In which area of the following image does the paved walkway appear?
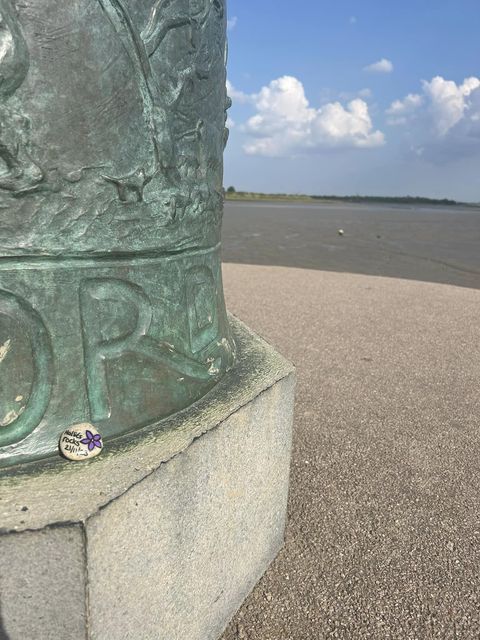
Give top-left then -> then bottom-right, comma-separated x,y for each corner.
221,264 -> 480,640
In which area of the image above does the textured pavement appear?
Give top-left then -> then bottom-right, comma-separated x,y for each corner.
221,263 -> 480,640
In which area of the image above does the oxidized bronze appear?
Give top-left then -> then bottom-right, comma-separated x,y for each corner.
0,0 -> 234,466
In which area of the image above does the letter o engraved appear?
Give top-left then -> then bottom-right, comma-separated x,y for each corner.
0,290 -> 53,448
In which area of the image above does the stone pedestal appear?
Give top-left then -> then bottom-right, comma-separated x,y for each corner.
0,316 -> 295,640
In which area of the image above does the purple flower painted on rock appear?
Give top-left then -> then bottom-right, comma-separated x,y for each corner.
81,430 -> 102,451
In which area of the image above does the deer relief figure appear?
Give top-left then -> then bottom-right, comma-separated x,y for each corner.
97,0 -> 224,212
141,0 -> 195,185
98,0 -> 196,201
164,0 -> 225,181
0,0 -> 43,194
142,1 -> 224,167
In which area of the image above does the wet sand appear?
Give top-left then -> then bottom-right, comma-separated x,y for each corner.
223,201 -> 480,289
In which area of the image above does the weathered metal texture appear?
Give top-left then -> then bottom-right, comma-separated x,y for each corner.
0,0 -> 234,466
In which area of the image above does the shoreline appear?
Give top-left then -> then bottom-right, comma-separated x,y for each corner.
225,191 -> 480,208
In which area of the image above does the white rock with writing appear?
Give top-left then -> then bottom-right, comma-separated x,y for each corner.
59,423 -> 103,461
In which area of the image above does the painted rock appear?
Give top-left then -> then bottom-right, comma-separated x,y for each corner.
59,424 -> 103,461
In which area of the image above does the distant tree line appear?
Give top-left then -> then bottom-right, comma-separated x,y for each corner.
310,195 -> 459,206
224,188 -> 467,206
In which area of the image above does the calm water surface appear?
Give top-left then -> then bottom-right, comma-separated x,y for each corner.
222,201 -> 480,289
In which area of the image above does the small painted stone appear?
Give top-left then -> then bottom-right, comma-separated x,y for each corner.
59,423 -> 103,461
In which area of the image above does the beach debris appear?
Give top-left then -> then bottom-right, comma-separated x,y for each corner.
338,229 -> 344,236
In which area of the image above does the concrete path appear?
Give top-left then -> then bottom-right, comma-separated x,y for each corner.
221,264 -> 480,640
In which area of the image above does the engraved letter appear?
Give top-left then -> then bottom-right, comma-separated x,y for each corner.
0,290 -> 53,447
80,278 -> 213,422
79,278 -> 152,422
186,265 -> 219,353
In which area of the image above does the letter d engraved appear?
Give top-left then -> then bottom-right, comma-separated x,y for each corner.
0,290 -> 53,447
80,278 -> 214,422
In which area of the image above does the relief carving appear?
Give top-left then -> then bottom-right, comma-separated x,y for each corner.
0,0 -> 43,194
98,0 -> 228,206
0,0 -> 230,252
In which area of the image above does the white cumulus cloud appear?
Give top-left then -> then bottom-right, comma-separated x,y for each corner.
386,93 -> 424,125
388,76 -> 480,135
241,76 -> 385,157
387,93 -> 424,115
423,76 -> 480,135
386,75 -> 480,161
364,58 -> 394,74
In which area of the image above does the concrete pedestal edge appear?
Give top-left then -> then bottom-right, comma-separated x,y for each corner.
0,316 -> 295,640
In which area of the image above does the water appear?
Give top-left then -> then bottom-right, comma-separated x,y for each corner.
222,201 -> 480,289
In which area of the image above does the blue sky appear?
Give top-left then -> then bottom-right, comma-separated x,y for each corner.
224,0 -> 480,201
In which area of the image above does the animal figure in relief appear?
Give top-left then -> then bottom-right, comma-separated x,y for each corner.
97,0 -> 220,198
0,0 -> 43,194
0,0 -> 228,235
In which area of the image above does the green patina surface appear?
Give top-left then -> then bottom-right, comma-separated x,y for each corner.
0,0 -> 234,466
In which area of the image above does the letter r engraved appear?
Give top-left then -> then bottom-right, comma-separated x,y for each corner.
80,278 -> 213,423
0,290 -> 53,448
79,278 -> 152,422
